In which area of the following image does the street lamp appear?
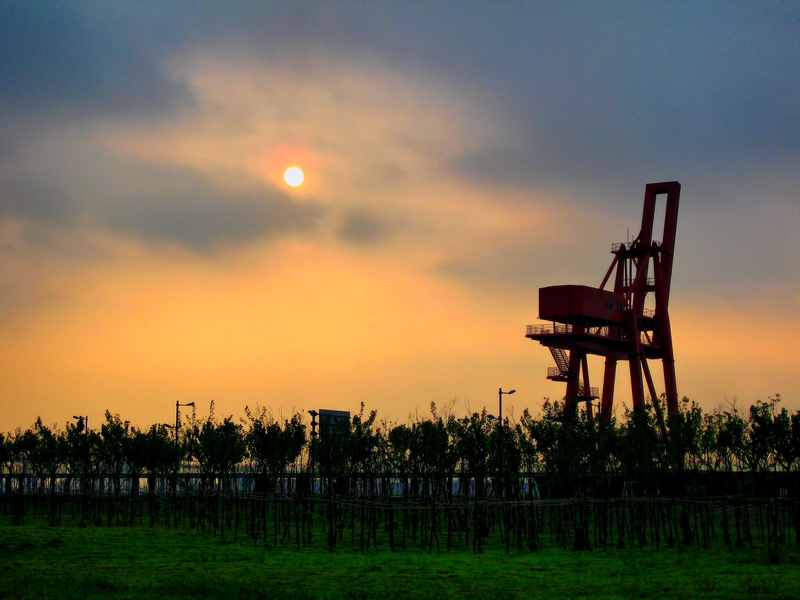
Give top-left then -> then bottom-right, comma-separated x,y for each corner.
72,415 -> 89,519
72,415 -> 88,435
175,401 -> 196,440
497,389 -> 515,499
498,388 -> 516,424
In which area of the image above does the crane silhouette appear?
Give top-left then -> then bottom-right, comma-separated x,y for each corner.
527,181 -> 681,435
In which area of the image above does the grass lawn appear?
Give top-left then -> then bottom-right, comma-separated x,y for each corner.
1,516 -> 799,599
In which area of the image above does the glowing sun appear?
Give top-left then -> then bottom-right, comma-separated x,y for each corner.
283,166 -> 305,187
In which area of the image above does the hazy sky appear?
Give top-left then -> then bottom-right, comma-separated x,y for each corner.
1,1 -> 798,432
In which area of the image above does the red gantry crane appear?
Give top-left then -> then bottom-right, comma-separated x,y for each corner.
526,182 -> 681,432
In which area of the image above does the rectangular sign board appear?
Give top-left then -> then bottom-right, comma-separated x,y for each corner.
318,409 -> 350,438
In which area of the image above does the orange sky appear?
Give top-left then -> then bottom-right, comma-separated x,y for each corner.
1,3 -> 798,432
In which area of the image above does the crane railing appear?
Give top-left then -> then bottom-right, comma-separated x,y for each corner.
527,324 -> 615,339
612,240 -> 661,253
527,323 -> 572,336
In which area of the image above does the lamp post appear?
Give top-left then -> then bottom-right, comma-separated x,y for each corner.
72,415 -> 88,520
72,415 -> 88,436
498,388 -> 515,424
161,424 -> 175,504
497,389 -> 515,498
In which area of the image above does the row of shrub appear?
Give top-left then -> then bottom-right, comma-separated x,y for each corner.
2,395 -> 798,501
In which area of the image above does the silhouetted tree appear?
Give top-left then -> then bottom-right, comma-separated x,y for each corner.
188,403 -> 246,492
99,411 -> 130,497
244,406 -> 305,493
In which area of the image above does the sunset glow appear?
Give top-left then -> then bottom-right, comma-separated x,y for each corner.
0,2 -> 797,433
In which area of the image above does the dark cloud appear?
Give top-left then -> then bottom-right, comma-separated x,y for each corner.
4,1 -> 796,180
1,169 -> 80,225
96,166 -> 324,253
0,1 -> 192,119
2,1 -> 797,259
338,209 -> 397,245
1,150 -> 324,253
435,236 -> 608,297
436,3 -> 800,199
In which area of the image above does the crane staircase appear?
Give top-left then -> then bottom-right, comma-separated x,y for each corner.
547,348 -> 598,399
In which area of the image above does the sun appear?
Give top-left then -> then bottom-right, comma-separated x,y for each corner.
284,166 -> 305,187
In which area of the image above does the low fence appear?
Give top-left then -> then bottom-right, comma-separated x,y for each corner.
2,469 -> 797,499
2,485 -> 798,555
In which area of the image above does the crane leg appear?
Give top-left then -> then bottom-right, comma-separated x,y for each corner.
600,357 -> 616,425
564,350 -> 583,422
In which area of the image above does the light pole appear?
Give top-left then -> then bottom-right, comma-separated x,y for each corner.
497,389 -> 515,498
161,423 -> 175,505
72,415 -> 89,520
72,415 -> 88,436
498,388 -> 515,424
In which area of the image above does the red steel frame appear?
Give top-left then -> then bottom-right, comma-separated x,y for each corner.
526,182 -> 681,429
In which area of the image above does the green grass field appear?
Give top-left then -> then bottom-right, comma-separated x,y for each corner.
1,516 -> 798,600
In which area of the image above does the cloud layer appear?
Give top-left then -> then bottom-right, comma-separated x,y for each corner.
1,1 -> 798,430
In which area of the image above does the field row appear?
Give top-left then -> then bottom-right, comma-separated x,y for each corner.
4,492 -> 798,556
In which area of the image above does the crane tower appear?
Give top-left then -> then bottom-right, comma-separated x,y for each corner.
526,181 -> 681,428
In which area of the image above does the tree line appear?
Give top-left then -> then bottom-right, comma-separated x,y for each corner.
2,396 -> 798,555
2,395 -> 798,503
